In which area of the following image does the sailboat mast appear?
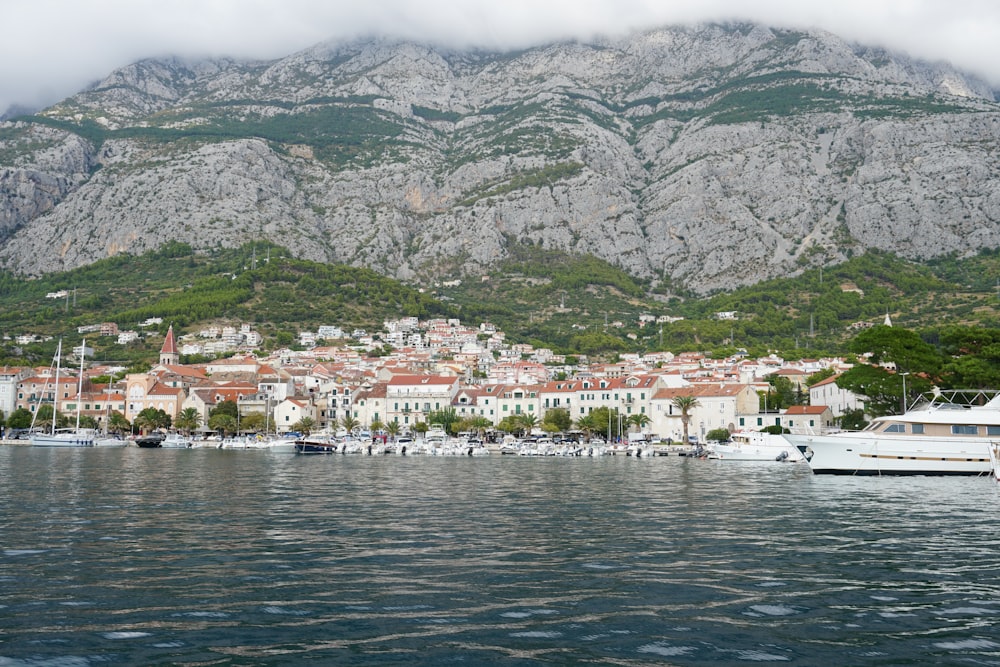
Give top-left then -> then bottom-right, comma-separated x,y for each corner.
51,339 -> 62,436
75,338 -> 86,431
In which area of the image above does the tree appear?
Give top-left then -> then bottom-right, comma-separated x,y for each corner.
426,407 -> 460,435
108,411 -> 131,435
517,413 -> 539,435
584,406 -> 621,442
369,418 -> 384,434
175,407 -> 202,435
837,408 -> 868,431
706,427 -> 730,442
574,412 -> 593,437
542,407 -> 572,432
385,421 -> 401,438
835,364 -> 932,418
496,416 -> 519,434
626,413 -> 651,435
805,367 -> 836,387
850,325 -> 942,377
340,415 -> 360,434
34,404 -> 55,431
671,395 -> 701,444
6,407 -> 33,430
241,412 -> 265,433
210,400 -> 239,419
208,413 -> 238,436
293,416 -> 316,435
766,376 -> 796,409
134,407 -> 171,433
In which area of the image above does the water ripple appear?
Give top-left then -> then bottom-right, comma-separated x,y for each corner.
2,448 -> 999,665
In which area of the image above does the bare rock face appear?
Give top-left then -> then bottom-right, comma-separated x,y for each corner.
1,23 -> 998,293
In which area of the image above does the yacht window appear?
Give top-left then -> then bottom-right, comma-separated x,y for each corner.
988,426 -> 1000,436
911,424 -> 924,434
883,424 -> 905,433
951,425 -> 979,435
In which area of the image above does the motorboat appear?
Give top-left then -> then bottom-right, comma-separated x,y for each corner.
135,432 -> 166,448
95,435 -> 128,447
708,431 -> 805,462
294,436 -> 341,454
161,433 -> 193,449
785,389 -> 1000,475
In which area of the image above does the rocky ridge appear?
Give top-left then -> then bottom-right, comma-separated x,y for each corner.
1,23 -> 999,293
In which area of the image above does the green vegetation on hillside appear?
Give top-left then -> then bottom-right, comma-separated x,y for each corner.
0,242 -> 447,365
0,242 -> 997,367
29,99 -> 413,168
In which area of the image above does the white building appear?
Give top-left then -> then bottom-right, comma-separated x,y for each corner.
807,374 -> 865,418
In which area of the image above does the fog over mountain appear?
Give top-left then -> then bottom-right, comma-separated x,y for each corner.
2,22 -> 1000,293
4,1 -> 1000,117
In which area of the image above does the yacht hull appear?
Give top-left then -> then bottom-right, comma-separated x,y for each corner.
786,433 -> 992,475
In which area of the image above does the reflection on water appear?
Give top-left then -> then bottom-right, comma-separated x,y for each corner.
2,447 -> 999,665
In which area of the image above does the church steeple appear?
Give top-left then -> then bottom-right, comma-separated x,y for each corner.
159,325 -> 179,366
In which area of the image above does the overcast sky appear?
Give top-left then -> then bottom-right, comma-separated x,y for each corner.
3,0 -> 1000,115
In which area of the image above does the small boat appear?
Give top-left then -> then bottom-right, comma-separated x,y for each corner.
135,432 -> 166,448
708,431 -> 805,462
990,442 -> 1000,482
785,389 -> 1000,475
160,433 -> 193,449
95,435 -> 128,447
294,437 -> 340,454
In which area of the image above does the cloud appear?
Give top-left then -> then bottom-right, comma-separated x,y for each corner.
2,0 -> 999,115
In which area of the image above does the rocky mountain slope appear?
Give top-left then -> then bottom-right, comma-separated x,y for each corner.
1,23 -> 999,293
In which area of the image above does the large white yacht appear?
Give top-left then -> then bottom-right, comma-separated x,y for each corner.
786,390 -> 1000,475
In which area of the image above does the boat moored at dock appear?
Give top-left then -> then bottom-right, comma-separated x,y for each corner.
786,390 -> 1000,475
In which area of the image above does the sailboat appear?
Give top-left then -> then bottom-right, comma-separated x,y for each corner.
30,339 -> 96,447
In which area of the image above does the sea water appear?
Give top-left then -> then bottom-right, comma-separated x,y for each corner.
2,447 -> 999,665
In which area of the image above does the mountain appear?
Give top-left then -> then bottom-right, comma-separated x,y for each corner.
2,23 -> 999,294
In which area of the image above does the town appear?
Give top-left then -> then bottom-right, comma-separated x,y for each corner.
1,314 -> 863,444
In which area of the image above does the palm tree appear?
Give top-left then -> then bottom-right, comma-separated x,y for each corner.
575,413 -> 597,442
626,412 -> 651,436
385,421 -> 401,440
208,413 -> 238,437
107,411 -> 131,436
468,416 -> 492,440
369,418 -> 384,434
671,394 -> 701,444
341,415 -> 360,435
517,413 -> 538,436
175,407 -> 202,435
292,416 -> 316,435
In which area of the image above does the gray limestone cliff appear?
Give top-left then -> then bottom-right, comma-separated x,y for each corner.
1,23 -> 998,293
